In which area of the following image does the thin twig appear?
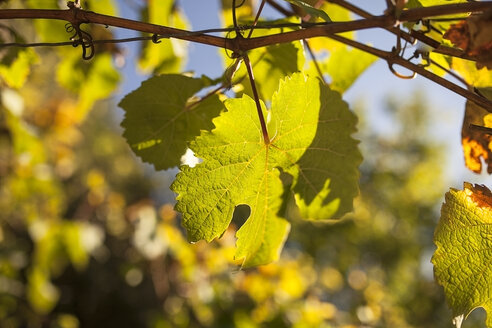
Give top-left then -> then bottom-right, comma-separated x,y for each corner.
428,57 -> 469,87
247,0 -> 267,38
266,0 -> 294,17
469,124 -> 492,135
186,84 -> 226,111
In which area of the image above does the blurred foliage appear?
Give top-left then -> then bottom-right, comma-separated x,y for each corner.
0,42 -> 473,327
0,1 -> 488,327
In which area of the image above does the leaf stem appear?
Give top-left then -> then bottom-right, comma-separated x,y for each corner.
243,53 -> 270,144
247,0 -> 267,38
186,84 -> 226,111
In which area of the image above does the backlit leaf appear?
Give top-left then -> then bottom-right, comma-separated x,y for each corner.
432,183 -> 492,328
172,73 -> 361,266
0,48 -> 38,89
452,58 -> 492,88
222,19 -> 305,101
308,2 -> 353,52
138,0 -> 188,74
322,47 -> 377,93
119,74 -> 225,170
283,0 -> 331,22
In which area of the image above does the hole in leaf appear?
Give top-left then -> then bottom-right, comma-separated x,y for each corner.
231,204 -> 250,229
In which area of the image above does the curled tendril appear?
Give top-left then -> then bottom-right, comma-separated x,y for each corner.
388,62 -> 416,79
65,22 -> 94,60
151,34 -> 162,44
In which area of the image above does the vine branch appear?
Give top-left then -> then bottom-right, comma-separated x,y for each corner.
325,33 -> 492,112
1,2 -> 492,111
1,2 -> 491,52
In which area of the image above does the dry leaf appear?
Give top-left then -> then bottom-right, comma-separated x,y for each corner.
444,10 -> 492,69
461,100 -> 492,174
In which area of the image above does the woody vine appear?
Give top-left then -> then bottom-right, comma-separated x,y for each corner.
1,0 -> 492,327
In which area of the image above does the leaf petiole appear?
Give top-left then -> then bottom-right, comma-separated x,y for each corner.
243,53 -> 270,144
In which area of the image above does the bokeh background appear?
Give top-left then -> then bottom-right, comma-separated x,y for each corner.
1,0 -> 491,327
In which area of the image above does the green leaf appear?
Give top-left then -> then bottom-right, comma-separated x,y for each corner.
452,58 -> 492,88
321,47 -> 377,93
222,19 -> 305,101
308,2 -> 353,51
172,73 -> 361,267
240,41 -> 305,101
138,0 -> 188,74
283,0 -> 331,22
0,48 -> 38,89
286,79 -> 362,218
119,74 -> 224,170
432,183 -> 492,328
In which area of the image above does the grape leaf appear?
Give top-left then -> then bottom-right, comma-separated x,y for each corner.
432,183 -> 492,328
138,0 -> 188,74
444,12 -> 492,70
222,20 -> 305,102
119,74 -> 224,170
452,58 -> 492,88
461,99 -> 492,174
322,47 -> 377,93
283,0 -> 331,22
171,73 -> 361,267
308,2 -> 353,52
0,48 -> 38,89
220,0 -> 254,27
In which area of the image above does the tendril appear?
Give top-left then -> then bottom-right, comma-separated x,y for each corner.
388,62 -> 417,79
151,34 -> 161,44
65,23 -> 94,60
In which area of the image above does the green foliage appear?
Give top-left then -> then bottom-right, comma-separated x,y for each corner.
119,74 -> 225,170
222,20 -> 305,101
138,0 -> 188,74
172,73 -> 361,266
282,0 -> 331,22
432,183 -> 492,328
0,48 -> 38,89
319,47 -> 377,93
2,0 -> 492,326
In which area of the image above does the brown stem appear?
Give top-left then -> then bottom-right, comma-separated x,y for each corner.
304,40 -> 327,84
247,0 -> 267,38
0,8 -> 232,49
326,0 -> 474,60
326,33 -> 492,112
469,124 -> 492,135
398,2 -> 491,21
243,54 -> 270,144
1,2 -> 491,53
